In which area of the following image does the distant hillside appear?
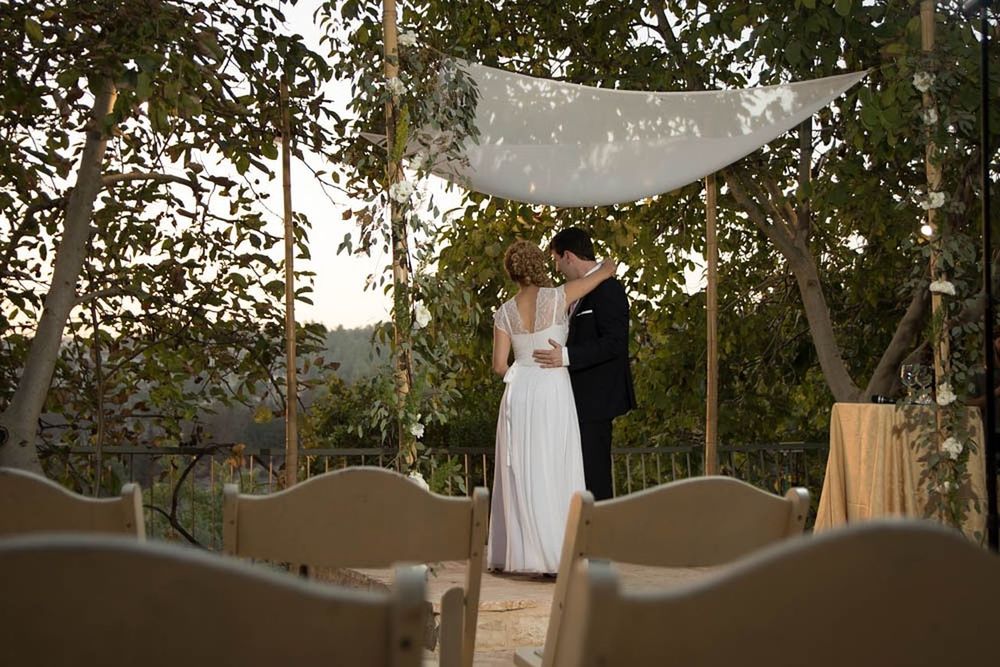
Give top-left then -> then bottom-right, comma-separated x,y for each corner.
323,324 -> 387,383
41,325 -> 390,451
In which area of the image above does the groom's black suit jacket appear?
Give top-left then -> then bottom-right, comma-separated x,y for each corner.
566,277 -> 636,421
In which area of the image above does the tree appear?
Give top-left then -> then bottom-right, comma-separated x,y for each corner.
0,0 -> 340,473
322,0 -> 998,448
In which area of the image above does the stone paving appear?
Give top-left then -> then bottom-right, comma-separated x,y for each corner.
339,560 -> 718,665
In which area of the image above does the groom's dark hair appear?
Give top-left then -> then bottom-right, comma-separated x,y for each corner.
549,227 -> 596,261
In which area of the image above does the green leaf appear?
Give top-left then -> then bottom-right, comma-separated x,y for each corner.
834,0 -> 852,17
56,69 -> 80,87
785,40 -> 802,67
136,72 -> 152,100
880,41 -> 907,57
24,18 -> 43,43
859,102 -> 879,130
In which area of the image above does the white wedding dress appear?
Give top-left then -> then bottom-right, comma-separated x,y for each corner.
488,285 -> 586,573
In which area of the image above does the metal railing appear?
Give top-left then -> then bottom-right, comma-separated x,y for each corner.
43,440 -> 828,547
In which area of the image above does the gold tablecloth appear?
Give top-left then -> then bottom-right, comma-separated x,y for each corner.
814,403 -> 986,539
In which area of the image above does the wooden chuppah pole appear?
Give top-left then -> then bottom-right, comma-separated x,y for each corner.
705,174 -> 720,475
382,0 -> 416,469
922,0 -> 950,380
280,76 -> 299,488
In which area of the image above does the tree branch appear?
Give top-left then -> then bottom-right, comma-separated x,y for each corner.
723,168 -> 799,259
72,287 -> 128,307
761,176 -> 798,231
648,0 -> 679,50
102,171 -> 200,191
724,167 -> 862,402
864,281 -> 931,399
797,118 -> 813,239
2,171 -> 202,283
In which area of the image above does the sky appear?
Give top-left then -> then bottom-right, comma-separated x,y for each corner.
265,1 -> 394,330
263,2 -> 706,329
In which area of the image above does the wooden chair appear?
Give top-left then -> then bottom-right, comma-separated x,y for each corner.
516,476 -> 809,667
552,520 -> 1000,666
223,467 -> 489,667
0,467 -> 144,539
0,533 -> 426,667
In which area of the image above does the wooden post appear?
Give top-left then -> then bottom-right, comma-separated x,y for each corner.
280,76 -> 298,489
922,0 -> 949,381
90,296 -> 105,497
705,173 -> 720,475
383,0 -> 416,469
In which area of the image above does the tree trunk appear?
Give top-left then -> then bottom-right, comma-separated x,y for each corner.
786,248 -> 862,402
863,284 -> 930,398
0,81 -> 118,473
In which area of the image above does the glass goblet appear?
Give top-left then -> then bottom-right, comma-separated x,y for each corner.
912,364 -> 934,405
899,364 -> 920,404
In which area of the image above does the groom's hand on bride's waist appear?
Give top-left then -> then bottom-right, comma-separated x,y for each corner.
532,339 -> 565,368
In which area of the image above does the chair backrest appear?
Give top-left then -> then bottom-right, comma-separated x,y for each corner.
223,467 -> 489,667
0,467 -> 145,539
542,476 -> 808,666
0,534 -> 426,667
554,521 -> 1000,666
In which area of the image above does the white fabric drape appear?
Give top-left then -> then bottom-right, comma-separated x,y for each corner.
375,62 -> 867,208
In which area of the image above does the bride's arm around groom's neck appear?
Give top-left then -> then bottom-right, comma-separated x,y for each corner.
563,260 -> 617,306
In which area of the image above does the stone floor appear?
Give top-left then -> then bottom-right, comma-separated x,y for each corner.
334,560 -> 718,666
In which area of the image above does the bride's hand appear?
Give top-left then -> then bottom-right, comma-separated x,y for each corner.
602,260 -> 618,276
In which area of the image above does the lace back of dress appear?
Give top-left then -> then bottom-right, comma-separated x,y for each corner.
506,299 -> 526,335
535,286 -> 568,332
495,286 -> 567,337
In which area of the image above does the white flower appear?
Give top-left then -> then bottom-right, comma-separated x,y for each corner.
922,107 -> 938,125
398,31 -> 418,47
918,191 -> 946,210
414,302 -> 431,329
913,71 -> 934,93
936,382 -> 957,406
409,421 -> 425,438
386,76 -> 405,96
408,471 -> 430,491
929,279 -> 956,296
942,437 -> 964,460
389,179 -> 415,203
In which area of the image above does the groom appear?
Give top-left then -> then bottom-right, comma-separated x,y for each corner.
533,227 -> 636,500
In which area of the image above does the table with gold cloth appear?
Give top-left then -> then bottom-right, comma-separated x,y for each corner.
814,402 -> 987,538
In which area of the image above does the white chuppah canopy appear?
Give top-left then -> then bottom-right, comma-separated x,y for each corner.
402,62 -> 867,207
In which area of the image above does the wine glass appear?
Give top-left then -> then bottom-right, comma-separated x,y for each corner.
912,364 -> 934,405
900,364 -> 920,404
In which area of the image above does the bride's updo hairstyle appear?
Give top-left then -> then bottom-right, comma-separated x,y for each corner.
504,240 -> 553,287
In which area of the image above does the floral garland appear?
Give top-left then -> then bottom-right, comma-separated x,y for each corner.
374,30 -> 480,467
908,65 -> 982,541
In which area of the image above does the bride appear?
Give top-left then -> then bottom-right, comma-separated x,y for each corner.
487,239 -> 616,574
